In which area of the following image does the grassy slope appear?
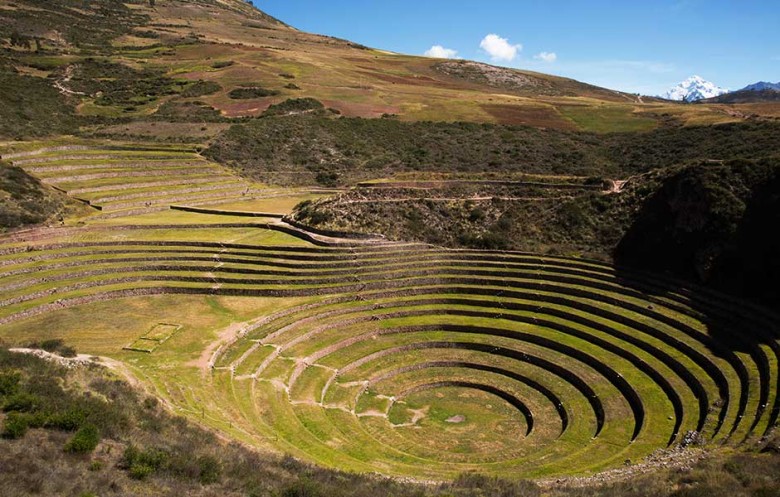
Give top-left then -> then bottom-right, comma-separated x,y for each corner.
1,347 -> 778,497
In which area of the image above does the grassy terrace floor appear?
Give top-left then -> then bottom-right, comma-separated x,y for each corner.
0,141 -> 289,217
0,141 -> 777,481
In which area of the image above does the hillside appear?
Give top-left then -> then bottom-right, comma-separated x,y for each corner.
293,157 -> 780,308
703,89 -> 780,104
0,160 -> 82,230
1,0 -> 772,136
205,116 -> 780,186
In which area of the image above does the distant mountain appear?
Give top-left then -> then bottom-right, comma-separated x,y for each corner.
701,81 -> 780,104
741,81 -> 780,92
661,75 -> 729,102
703,89 -> 780,104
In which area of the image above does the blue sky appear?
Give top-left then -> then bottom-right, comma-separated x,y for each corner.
254,0 -> 779,95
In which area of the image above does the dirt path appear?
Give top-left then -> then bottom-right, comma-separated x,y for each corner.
189,321 -> 248,373
607,179 -> 630,194
334,195 -> 575,204
53,65 -> 86,97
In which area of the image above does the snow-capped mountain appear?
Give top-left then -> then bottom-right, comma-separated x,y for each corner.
741,81 -> 780,92
661,76 -> 729,102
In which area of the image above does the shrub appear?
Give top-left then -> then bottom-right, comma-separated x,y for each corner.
211,60 -> 234,69
228,87 -> 279,99
197,455 -> 221,484
58,346 -> 77,358
280,479 -> 323,497
3,392 -> 41,412
39,339 -> 64,352
64,424 -> 100,454
129,463 -> 155,480
0,370 -> 21,396
120,445 -> 170,479
46,408 -> 86,431
2,412 -> 29,439
263,98 -> 324,117
181,80 -> 222,98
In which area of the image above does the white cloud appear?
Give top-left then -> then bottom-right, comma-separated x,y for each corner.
534,51 -> 557,63
479,34 -> 521,62
424,45 -> 458,59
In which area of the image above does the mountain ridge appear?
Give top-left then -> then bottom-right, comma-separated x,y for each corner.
741,81 -> 780,92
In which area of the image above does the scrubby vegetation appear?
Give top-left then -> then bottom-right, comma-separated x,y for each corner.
181,80 -> 222,98
262,97 -> 325,116
153,101 -> 226,122
294,158 -> 780,308
228,87 -> 280,99
616,157 -> 780,308
65,59 -> 187,108
0,0 -> 147,48
0,160 -> 72,230
0,68 -> 78,139
206,116 -> 780,186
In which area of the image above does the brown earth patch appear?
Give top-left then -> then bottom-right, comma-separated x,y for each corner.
321,99 -> 401,118
482,103 -> 576,129
356,70 -> 465,90
176,70 -> 221,81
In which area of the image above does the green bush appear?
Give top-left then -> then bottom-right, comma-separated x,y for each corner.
64,424 -> 100,454
263,98 -> 324,117
181,80 -> 222,98
197,455 -> 221,484
3,392 -> 41,412
46,408 -> 86,431
121,445 -> 170,479
280,479 -> 323,497
211,60 -> 234,69
129,463 -> 155,480
39,339 -> 65,353
58,346 -> 77,358
2,412 -> 30,439
0,371 -> 21,396
228,87 -> 279,99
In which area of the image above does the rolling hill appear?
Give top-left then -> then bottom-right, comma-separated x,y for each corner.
1,0 -> 773,135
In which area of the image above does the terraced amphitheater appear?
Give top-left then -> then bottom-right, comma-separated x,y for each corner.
1,166 -> 778,480
1,141 -> 282,218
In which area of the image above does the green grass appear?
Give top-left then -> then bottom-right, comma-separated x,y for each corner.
558,104 -> 658,133
3,239 -> 761,479
1,142 -> 777,483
